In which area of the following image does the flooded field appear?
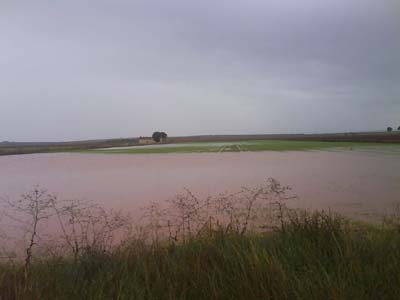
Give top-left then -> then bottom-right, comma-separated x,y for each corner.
1,149 -> 399,222
91,140 -> 400,154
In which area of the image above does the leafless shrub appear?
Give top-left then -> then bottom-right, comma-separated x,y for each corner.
1,188 -> 54,270
164,189 -> 212,242
139,201 -> 168,244
139,178 -> 298,243
0,178 -> 297,260
1,189 -> 132,265
50,198 -> 132,260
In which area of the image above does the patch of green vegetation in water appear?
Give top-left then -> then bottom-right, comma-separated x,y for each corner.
85,140 -> 400,154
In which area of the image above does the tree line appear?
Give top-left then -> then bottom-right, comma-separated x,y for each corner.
387,126 -> 400,132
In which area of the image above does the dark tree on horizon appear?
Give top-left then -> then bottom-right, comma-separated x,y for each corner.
152,132 -> 161,143
152,131 -> 168,143
387,127 -> 393,132
398,126 -> 400,131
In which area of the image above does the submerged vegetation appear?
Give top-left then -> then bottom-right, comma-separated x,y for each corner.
0,180 -> 399,299
89,140 -> 400,154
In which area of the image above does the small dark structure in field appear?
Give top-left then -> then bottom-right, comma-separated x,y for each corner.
138,137 -> 156,145
387,127 -> 393,132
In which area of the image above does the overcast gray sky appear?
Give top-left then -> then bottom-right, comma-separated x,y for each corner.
1,0 -> 399,141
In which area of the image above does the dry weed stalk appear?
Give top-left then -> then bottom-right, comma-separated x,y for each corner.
0,178 -> 297,260
50,198 -> 131,260
1,189 -> 131,265
139,178 -> 298,243
1,188 -> 54,271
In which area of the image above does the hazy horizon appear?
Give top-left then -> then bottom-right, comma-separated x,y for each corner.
1,0 -> 399,141
0,129 -> 396,144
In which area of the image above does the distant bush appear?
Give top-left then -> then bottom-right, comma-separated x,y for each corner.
152,131 -> 168,143
152,131 -> 161,142
387,127 -> 393,132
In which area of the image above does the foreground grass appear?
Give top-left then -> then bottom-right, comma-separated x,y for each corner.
88,140 -> 400,154
1,212 -> 399,300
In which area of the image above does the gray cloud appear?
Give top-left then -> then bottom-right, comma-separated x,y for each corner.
1,0 -> 399,141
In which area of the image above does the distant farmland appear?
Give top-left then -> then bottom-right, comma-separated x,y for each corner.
1,131 -> 400,156
167,131 -> 400,144
89,140 -> 400,155
0,138 -> 138,156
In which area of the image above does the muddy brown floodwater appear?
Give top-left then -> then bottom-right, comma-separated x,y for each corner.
0,150 -> 399,222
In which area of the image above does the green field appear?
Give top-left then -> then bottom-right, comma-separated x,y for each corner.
88,140 -> 400,154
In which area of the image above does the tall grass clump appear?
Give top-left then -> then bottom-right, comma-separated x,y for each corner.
0,180 -> 399,300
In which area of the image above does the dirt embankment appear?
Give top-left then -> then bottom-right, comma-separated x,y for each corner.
0,138 -> 138,156
168,132 -> 400,144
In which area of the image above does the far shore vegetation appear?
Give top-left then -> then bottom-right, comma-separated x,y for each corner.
88,140 -> 400,154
